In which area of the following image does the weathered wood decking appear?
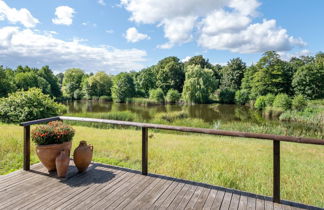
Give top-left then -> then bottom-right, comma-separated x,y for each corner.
0,162 -> 318,210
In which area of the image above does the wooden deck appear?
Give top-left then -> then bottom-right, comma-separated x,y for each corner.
0,162 -> 319,210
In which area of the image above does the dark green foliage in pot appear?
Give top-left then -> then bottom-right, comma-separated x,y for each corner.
0,88 -> 66,123
234,90 -> 249,105
273,94 -> 291,111
292,95 -> 308,111
32,121 -> 75,145
166,89 -> 181,103
254,96 -> 267,110
219,88 -> 235,104
149,88 -> 165,103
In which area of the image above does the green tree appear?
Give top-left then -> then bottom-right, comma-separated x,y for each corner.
250,51 -> 294,98
62,68 -> 85,99
0,66 -> 15,97
37,66 -> 62,98
136,66 -> 157,97
184,55 -> 212,69
84,72 -> 113,97
156,56 -> 185,93
292,62 -> 324,99
220,58 -> 246,91
14,71 -> 51,95
182,65 -> 217,104
111,73 -> 135,103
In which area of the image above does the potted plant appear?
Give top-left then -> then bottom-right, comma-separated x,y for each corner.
31,121 -> 75,171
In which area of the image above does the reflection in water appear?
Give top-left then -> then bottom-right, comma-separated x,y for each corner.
62,100 -> 322,137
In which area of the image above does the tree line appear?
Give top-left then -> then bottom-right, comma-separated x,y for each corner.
0,51 -> 323,104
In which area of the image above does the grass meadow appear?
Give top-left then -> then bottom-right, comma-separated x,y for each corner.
0,123 -> 323,207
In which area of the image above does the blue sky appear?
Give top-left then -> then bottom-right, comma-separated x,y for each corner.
0,0 -> 323,74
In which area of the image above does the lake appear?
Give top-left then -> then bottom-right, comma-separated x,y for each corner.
63,100 -> 322,138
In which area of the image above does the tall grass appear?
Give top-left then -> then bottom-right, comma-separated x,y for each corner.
126,97 -> 162,106
0,123 -> 323,207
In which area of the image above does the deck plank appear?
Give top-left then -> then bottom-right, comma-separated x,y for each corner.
238,195 -> 248,210
202,189 -> 218,210
247,196 -> 257,210
0,163 -> 317,210
184,186 -> 204,209
220,191 -> 233,210
211,190 -> 225,209
229,193 -> 240,210
167,183 -> 191,209
176,184 -> 197,209
193,187 -> 211,209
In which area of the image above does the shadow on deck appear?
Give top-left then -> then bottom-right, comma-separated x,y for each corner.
0,162 -> 319,210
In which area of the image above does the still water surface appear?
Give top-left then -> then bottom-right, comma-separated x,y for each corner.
63,100 -> 323,138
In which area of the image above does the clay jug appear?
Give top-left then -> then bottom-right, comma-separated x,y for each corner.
55,150 -> 70,178
73,141 -> 93,172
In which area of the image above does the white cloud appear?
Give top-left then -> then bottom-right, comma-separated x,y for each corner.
121,0 -> 305,53
158,16 -> 196,49
52,6 -> 75,26
0,26 -> 147,74
198,19 -> 305,53
125,27 -> 150,43
98,0 -> 106,6
278,49 -> 311,61
0,0 -> 39,28
105,29 -> 114,34
181,56 -> 191,62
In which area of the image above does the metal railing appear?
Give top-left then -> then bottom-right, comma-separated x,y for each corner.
20,116 -> 324,203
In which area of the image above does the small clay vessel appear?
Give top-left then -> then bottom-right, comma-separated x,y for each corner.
55,150 -> 70,178
73,141 -> 93,172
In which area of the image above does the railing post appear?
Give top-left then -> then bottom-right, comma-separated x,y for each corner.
273,140 -> 280,203
142,127 -> 148,175
23,125 -> 30,171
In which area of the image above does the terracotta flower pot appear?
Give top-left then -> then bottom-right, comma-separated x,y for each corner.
73,141 -> 93,172
36,141 -> 72,171
55,150 -> 70,178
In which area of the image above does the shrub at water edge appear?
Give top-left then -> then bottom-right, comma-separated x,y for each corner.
149,88 -> 165,103
292,95 -> 308,111
166,89 -> 181,104
0,88 -> 66,123
273,94 -> 291,111
235,90 -> 249,105
254,96 -> 267,110
264,93 -> 275,107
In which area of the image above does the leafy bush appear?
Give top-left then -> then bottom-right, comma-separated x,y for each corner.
219,88 -> 235,104
32,121 -> 75,145
234,90 -> 249,105
254,96 -> 267,110
155,111 -> 188,122
273,94 -> 291,111
0,88 -> 66,123
149,88 -> 165,103
264,93 -> 275,107
292,95 -> 308,111
99,95 -> 112,102
166,89 -> 181,103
